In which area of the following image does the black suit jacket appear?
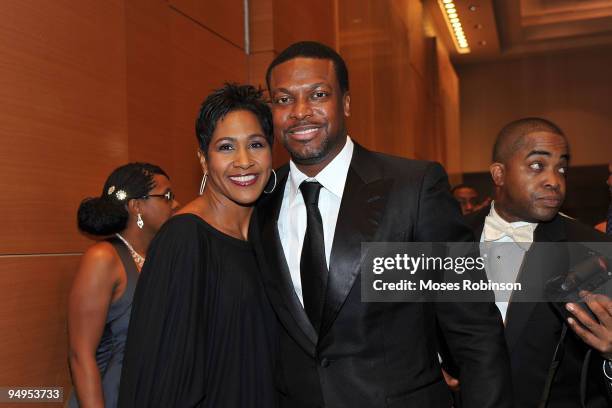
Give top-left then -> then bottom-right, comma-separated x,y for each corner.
465,205 -> 612,408
251,144 -> 513,408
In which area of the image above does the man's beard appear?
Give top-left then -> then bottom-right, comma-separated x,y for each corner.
284,135 -> 332,165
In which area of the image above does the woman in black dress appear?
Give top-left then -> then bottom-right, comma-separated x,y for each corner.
118,84 -> 277,408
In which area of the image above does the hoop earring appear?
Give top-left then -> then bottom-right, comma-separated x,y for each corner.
199,173 -> 208,196
263,169 -> 277,194
136,213 -> 144,229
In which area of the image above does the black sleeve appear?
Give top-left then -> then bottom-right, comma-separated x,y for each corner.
118,217 -> 208,408
415,162 -> 514,408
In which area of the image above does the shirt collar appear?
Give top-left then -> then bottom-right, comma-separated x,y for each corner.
487,201 -> 538,229
288,136 -> 354,200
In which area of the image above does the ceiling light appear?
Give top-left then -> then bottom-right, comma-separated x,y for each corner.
438,0 -> 470,53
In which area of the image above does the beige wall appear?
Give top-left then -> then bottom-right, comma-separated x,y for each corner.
458,45 -> 612,173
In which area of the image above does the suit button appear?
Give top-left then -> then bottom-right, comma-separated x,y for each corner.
320,357 -> 330,368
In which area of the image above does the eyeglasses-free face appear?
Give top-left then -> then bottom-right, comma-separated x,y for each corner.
202,110 -> 273,207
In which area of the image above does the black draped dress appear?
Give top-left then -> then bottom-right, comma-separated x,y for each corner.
118,214 -> 277,408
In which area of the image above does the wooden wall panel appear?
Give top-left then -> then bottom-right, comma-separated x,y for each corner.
125,0 -> 173,174
408,65 -> 431,160
248,50 -> 274,90
338,0 -> 380,151
370,37 -> 405,155
458,46 -> 612,172
0,1 -> 127,255
0,256 -> 78,400
339,0 -> 430,159
335,0 -> 459,168
341,41 -> 375,151
391,0 -> 427,80
250,0 -> 274,52
169,0 -> 245,49
273,0 -> 336,52
436,41 -> 461,179
170,10 -> 248,203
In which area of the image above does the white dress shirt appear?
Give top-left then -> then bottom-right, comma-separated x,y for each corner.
480,202 -> 537,322
277,137 -> 354,305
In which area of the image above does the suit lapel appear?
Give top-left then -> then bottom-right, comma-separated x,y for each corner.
504,216 -> 567,352
258,169 -> 318,354
319,146 -> 392,338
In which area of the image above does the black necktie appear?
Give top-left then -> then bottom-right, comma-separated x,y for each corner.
299,181 -> 328,332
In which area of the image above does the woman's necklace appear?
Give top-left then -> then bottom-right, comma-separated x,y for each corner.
115,233 -> 145,270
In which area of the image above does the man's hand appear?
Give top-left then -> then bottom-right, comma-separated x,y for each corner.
566,291 -> 612,359
442,368 -> 460,392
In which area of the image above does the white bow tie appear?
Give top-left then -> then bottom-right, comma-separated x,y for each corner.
483,215 -> 535,247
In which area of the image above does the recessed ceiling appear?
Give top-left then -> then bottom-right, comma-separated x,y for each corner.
425,0 -> 612,64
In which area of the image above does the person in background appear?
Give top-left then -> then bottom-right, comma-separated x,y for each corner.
451,184 -> 491,215
118,84 -> 277,408
595,162 -> 611,235
67,162 -> 179,408
447,117 -> 612,407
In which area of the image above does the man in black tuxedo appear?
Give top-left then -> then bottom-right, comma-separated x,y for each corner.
251,41 -> 512,408
458,117 -> 612,407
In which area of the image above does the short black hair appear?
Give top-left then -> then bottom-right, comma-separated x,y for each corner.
451,184 -> 477,194
266,41 -> 349,94
195,83 -> 273,154
492,117 -> 566,163
77,162 -> 168,236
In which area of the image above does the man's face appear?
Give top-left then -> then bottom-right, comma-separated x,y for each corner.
494,132 -> 569,223
607,163 -> 612,195
268,57 -> 350,173
453,187 -> 478,215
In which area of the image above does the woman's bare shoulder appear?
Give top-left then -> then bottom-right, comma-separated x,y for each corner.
75,241 -> 122,285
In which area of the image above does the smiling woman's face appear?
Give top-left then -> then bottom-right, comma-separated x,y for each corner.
202,109 -> 272,206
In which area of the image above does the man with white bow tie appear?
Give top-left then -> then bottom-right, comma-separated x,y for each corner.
454,117 -> 612,407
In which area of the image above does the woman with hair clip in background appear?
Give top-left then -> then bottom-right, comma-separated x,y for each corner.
118,84 -> 277,408
67,162 -> 179,408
